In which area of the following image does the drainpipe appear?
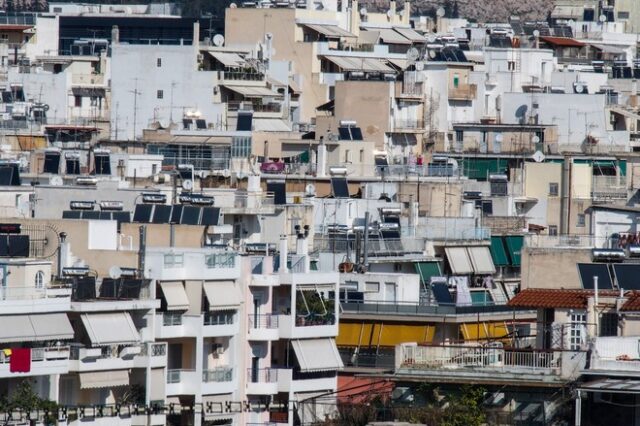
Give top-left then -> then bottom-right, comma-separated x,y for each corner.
363,212 -> 369,267
317,137 -> 327,177
560,155 -> 571,235
279,234 -> 289,273
138,225 -> 146,278
57,232 -> 68,278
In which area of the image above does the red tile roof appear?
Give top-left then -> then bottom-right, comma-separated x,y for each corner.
539,36 -> 585,48
621,293 -> 640,311
508,288 -> 621,309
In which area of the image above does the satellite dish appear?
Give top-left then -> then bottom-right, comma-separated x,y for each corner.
109,266 -> 122,279
305,183 -> 316,197
229,2 -> 237,7
182,179 -> 194,191
575,83 -> 584,94
515,104 -> 528,119
415,61 -> 424,71
532,29 -> 540,37
532,135 -> 540,144
406,47 -> 419,62
386,9 -> 393,18
359,7 -> 367,16
213,34 -> 225,47
532,151 -> 546,163
436,7 -> 445,17
599,14 -> 607,23
428,49 -> 437,59
495,133 -> 503,143
49,175 -> 63,186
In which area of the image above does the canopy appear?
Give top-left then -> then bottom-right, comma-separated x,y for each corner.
221,85 -> 281,98
490,236 -> 510,267
79,370 -> 129,389
322,55 -> 395,73
292,338 -> 343,372
445,247 -> 473,275
504,235 -> 524,266
203,280 -> 242,311
207,51 -> 245,68
303,23 -> 355,39
376,28 -> 411,45
160,281 -> 190,311
414,262 -> 441,286
0,314 -> 73,343
81,312 -> 140,346
393,27 -> 426,43
467,246 -> 496,274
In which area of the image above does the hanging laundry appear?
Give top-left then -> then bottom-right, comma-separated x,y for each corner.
9,348 -> 31,373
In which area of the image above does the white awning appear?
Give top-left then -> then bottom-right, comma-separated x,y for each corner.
467,246 -> 496,275
81,312 -> 140,346
253,119 -> 292,132
0,315 -> 37,343
387,58 -> 408,70
322,55 -> 395,73
590,43 -> 627,55
203,280 -> 242,311
393,27 -> 426,43
579,378 -> 640,394
79,370 -> 129,389
292,338 -> 343,372
30,313 -> 74,341
160,281 -> 190,311
377,28 -> 411,45
303,23 -> 356,38
207,51 -> 245,68
551,5 -> 583,19
222,85 -> 281,98
445,247 -> 474,275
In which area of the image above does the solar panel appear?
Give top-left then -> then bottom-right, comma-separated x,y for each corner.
133,204 -> 153,223
577,263 -> 613,289
613,264 -> 640,290
181,206 -> 201,225
331,177 -> 349,198
200,207 -> 220,226
112,211 -> 131,224
99,212 -> 113,220
66,159 -> 80,175
81,211 -> 100,220
375,157 -> 388,166
0,167 -> 14,186
431,283 -> 454,305
338,127 -> 351,140
73,277 -> 96,300
62,210 -> 81,219
43,153 -> 60,174
350,127 -> 363,141
120,279 -> 142,298
237,112 -> 253,131
170,205 -> 183,224
182,118 -> 192,130
267,181 -> 286,205
8,235 -> 29,257
152,205 -> 173,224
99,278 -> 119,298
196,119 -> 207,129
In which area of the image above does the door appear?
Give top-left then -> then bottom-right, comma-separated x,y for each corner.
168,343 -> 182,370
251,356 -> 259,382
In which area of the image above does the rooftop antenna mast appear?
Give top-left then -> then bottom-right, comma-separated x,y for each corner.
129,78 -> 142,141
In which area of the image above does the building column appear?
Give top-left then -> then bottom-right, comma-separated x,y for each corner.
195,332 -> 204,426
575,390 -> 582,426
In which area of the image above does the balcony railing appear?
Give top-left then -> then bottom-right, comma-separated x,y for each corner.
448,84 -> 477,100
393,119 -> 425,130
247,367 -> 278,383
204,311 -> 235,326
217,70 -> 265,81
205,253 -> 236,269
248,314 -> 279,329
203,366 -> 233,382
401,344 -> 560,372
295,313 -> 336,327
339,347 -> 395,369
312,237 -> 425,257
167,369 -> 195,384
227,101 -> 282,113
525,234 -> 607,249
341,300 -> 519,316
591,176 -> 627,200
0,346 -> 69,363
71,74 -> 105,85
163,312 -> 183,326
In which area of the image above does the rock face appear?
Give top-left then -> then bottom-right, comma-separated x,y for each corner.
360,0 -> 556,23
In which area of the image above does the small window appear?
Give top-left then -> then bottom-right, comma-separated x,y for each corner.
164,253 -> 184,268
549,225 -> 558,236
618,11 -> 630,20
508,61 -> 516,71
35,270 -> 44,289
157,58 -> 162,67
549,182 -> 559,196
455,130 -> 463,142
600,313 -> 619,337
577,214 -> 586,227
74,95 -> 82,107
343,281 -> 358,291
359,149 -> 364,163
157,90 -> 164,99
364,282 -> 380,292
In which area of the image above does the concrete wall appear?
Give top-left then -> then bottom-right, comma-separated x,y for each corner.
521,247 -> 591,289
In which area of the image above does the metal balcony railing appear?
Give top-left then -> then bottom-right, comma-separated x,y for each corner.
247,367 -> 278,383
248,314 -> 279,329
167,369 -> 195,384
202,366 -> 233,382
163,312 -> 183,326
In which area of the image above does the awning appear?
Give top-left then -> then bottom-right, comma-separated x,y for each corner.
79,370 -> 129,389
207,51 -> 245,68
467,246 -> 496,274
81,312 -> 140,346
322,55 -> 395,73
393,27 -> 426,43
160,281 -> 190,311
203,281 -> 242,311
387,58 -> 408,70
590,44 -> 627,55
30,313 -> 74,341
414,261 -> 441,286
303,23 -> 356,38
221,85 -> 281,98
504,235 -> 524,266
253,118 -> 292,132
490,236 -> 510,267
0,315 -> 37,343
445,247 -> 473,275
460,322 -> 509,341
539,36 -> 585,48
292,338 -> 343,372
551,5 -> 583,19
376,28 -> 411,45
579,379 -> 640,394
338,322 -> 435,347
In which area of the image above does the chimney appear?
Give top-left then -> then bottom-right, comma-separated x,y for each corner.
279,234 -> 289,273
111,25 -> 119,45
403,1 -> 411,25
389,0 -> 396,20
193,21 -> 200,47
350,0 -> 360,37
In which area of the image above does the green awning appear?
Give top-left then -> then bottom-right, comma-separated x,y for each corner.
490,236 -> 510,267
299,150 -> 310,164
504,235 -> 524,267
415,261 -> 441,286
461,158 -> 509,181
619,160 -> 627,176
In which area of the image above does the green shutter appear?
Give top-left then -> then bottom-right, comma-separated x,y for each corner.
462,158 -> 509,181
470,291 -> 493,306
619,160 -> 627,176
490,236 -> 510,267
415,262 -> 441,286
504,235 -> 524,267
299,151 -> 310,164
310,260 -> 318,271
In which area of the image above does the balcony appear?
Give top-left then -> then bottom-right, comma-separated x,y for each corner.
525,234 -> 606,249
246,368 -> 279,395
393,119 -> 425,132
166,369 -> 199,396
0,285 -> 71,314
278,314 -> 338,339
589,336 -> 640,375
397,344 -> 579,385
71,73 -> 105,86
312,237 -> 427,260
156,313 -> 200,338
248,314 -> 280,341
395,83 -> 423,99
69,342 -> 166,371
203,311 -> 239,337
448,84 -> 477,101
591,176 -> 627,201
202,366 -> 236,394
146,250 -> 241,281
0,346 -> 69,378
339,346 -> 395,370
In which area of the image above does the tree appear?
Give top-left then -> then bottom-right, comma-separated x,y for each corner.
0,380 -> 58,425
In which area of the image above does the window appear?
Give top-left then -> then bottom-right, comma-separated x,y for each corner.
344,149 -> 351,163
453,73 -> 459,88
364,282 -> 380,292
343,281 -> 358,291
618,11 -> 630,20
549,182 -> 559,196
475,199 -> 493,216
569,311 -> 587,350
35,271 -> 44,289
549,225 -> 558,236
157,58 -> 162,67
164,253 -> 184,268
231,136 -> 251,158
600,313 -> 619,337
455,130 -> 463,142
508,61 -> 516,71
157,90 -> 164,99
74,96 -> 82,108
205,253 -> 236,268
577,214 -> 586,227
359,149 -> 364,163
